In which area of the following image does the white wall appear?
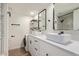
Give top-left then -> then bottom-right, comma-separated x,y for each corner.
8,5 -> 33,50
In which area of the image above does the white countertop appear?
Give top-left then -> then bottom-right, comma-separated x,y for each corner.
29,34 -> 79,55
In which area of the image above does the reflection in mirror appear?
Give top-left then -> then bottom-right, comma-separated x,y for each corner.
38,9 -> 46,31
54,3 -> 79,30
57,12 -> 73,30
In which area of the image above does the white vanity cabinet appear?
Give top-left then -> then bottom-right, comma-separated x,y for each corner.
28,35 -> 77,56
38,39 -> 76,56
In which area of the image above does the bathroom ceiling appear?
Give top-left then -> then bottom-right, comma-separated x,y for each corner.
55,3 -> 79,16
8,3 -> 50,17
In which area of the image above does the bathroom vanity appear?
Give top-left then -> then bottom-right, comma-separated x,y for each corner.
27,3 -> 79,56
27,33 -> 79,56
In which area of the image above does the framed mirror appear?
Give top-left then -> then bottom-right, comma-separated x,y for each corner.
38,9 -> 46,31
53,3 -> 79,31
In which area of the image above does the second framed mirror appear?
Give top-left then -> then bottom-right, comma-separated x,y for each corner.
38,9 -> 46,31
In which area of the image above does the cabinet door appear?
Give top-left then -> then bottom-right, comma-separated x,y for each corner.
28,36 -> 35,56
32,37 -> 41,56
38,40 -> 54,56
38,40 -> 76,56
31,38 -> 51,56
43,42 -> 76,56
37,40 -> 48,56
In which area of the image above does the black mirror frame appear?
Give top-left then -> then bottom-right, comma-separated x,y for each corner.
38,9 -> 47,30
53,3 -> 55,30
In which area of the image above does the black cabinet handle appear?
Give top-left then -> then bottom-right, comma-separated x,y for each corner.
46,53 -> 48,56
35,40 -> 38,42
35,48 -> 38,51
11,35 -> 15,37
30,40 -> 32,44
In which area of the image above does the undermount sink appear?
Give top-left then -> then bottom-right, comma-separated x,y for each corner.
46,33 -> 71,45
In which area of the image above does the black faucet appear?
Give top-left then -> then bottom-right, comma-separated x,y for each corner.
58,31 -> 64,35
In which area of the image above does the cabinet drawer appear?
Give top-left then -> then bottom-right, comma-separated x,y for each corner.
30,37 -> 40,47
